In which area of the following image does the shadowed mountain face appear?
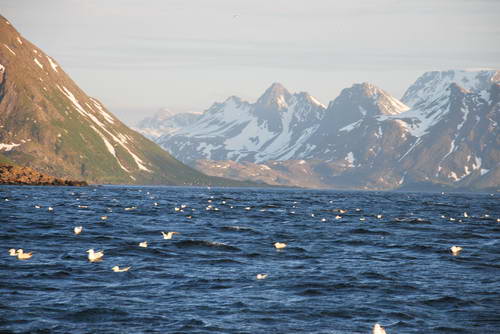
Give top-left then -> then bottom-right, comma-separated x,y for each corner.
139,70 -> 499,191
0,16 -> 248,186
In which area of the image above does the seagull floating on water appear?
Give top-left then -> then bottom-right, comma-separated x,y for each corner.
74,226 -> 83,235
112,266 -> 131,272
87,249 -> 104,262
161,231 -> 179,239
8,248 -> 18,256
16,249 -> 33,260
256,274 -> 268,280
274,242 -> 287,249
450,245 -> 462,256
376,214 -> 383,219
139,241 -> 148,248
373,323 -> 387,334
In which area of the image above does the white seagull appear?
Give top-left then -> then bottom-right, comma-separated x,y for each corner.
256,274 -> 268,280
16,249 -> 33,260
161,231 -> 179,239
112,266 -> 131,272
450,245 -> 463,256
373,323 -> 387,334
86,249 -> 104,262
74,226 -> 83,235
139,241 -> 148,248
274,242 -> 287,249
8,248 -> 18,256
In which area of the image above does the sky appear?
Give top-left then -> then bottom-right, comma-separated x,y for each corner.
2,0 -> 499,125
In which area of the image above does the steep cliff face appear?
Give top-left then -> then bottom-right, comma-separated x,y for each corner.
0,16 -> 245,186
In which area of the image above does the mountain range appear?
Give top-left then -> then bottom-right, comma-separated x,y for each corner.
138,70 -> 500,191
0,15 -> 251,186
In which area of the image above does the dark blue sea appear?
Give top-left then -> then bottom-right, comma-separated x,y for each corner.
0,186 -> 499,334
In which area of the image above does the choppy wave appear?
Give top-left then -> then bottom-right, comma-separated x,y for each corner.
0,186 -> 499,333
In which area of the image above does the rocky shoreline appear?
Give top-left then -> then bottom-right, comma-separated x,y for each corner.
0,164 -> 88,186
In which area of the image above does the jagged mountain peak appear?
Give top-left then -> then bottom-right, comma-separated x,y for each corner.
256,82 -> 292,109
293,91 -> 326,108
144,69 -> 498,191
401,69 -> 500,108
224,95 -> 245,104
328,82 -> 409,119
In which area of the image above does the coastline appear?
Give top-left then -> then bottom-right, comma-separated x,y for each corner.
0,164 -> 88,186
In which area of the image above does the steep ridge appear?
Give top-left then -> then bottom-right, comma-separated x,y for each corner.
0,16 -> 247,186
156,83 -> 326,164
397,81 -> 499,189
142,70 -> 499,190
135,108 -> 202,140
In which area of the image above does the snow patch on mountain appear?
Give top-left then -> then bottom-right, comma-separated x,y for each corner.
33,58 -> 43,69
3,44 -> 15,55
0,142 -> 20,151
46,56 -> 58,72
401,69 -> 499,108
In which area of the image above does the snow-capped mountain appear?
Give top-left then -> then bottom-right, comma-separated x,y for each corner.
136,109 -> 202,140
155,83 -> 327,164
0,15 -> 248,186
139,69 -> 499,190
401,69 -> 500,108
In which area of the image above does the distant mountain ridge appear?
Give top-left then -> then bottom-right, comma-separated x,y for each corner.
137,69 -> 499,190
0,16 -> 251,186
135,108 -> 202,140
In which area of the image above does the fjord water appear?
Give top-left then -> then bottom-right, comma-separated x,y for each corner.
0,186 -> 499,334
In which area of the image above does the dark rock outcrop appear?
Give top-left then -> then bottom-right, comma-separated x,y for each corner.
0,164 -> 87,186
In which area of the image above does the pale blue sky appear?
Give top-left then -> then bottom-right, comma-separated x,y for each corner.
2,0 -> 499,124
